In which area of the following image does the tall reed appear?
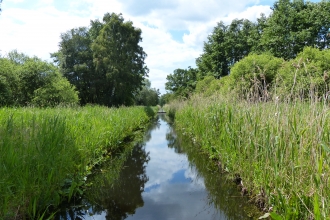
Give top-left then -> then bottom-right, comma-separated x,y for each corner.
169,95 -> 330,219
0,106 -> 152,219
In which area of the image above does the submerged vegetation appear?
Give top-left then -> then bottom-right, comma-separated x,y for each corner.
0,106 -> 153,219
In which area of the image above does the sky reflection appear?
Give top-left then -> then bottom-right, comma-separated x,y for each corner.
57,116 -> 252,220
125,118 -> 225,220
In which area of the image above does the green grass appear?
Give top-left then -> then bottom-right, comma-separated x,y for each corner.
0,105 -> 152,219
167,95 -> 330,220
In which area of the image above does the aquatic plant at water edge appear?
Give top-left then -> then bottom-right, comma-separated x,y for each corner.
169,95 -> 330,219
0,106 -> 152,219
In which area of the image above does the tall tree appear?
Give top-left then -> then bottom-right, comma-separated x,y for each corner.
52,27 -> 96,105
196,22 -> 227,79
135,79 -> 159,106
53,13 -> 148,107
92,13 -> 148,106
196,19 -> 257,78
165,67 -> 197,98
260,0 -> 330,60
248,13 -> 268,53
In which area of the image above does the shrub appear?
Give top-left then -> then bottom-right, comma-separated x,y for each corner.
230,53 -> 284,101
32,76 -> 79,107
276,47 -> 330,101
195,76 -> 215,94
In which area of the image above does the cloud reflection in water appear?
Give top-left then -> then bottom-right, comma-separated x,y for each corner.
125,118 -> 225,220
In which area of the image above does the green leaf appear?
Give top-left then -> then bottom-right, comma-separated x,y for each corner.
270,212 -> 283,220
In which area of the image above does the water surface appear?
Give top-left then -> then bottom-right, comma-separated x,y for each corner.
56,115 -> 255,219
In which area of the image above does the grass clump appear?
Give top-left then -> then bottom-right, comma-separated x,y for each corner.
0,105 -> 152,219
169,95 -> 330,219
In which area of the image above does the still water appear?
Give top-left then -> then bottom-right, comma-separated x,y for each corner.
56,114 -> 255,220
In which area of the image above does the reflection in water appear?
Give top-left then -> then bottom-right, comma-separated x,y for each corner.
56,115 -> 255,220
165,119 -> 258,219
55,141 -> 150,219
88,143 -> 150,219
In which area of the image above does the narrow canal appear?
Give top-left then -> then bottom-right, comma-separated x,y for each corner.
56,114 -> 257,219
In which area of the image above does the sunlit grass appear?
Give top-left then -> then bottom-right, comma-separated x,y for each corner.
0,105 -> 152,219
168,95 -> 330,219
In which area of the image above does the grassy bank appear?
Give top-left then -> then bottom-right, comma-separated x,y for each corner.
0,106 -> 153,219
167,95 -> 330,219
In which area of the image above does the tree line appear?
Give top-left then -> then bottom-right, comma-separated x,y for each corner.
164,0 -> 330,102
0,13 -> 160,107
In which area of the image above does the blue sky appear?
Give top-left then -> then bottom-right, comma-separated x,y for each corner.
0,0 -> 297,93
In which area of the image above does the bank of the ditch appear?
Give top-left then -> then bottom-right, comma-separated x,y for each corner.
0,105 -> 155,219
166,95 -> 330,220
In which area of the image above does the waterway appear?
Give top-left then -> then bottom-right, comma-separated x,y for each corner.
55,114 -> 257,219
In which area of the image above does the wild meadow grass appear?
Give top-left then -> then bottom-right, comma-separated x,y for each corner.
0,105 -> 152,219
167,95 -> 330,219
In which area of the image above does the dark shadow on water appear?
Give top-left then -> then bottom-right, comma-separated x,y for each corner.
55,142 -> 150,220
143,106 -> 155,118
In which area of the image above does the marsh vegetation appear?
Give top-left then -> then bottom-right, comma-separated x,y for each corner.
0,106 -> 152,219
162,1 -> 330,219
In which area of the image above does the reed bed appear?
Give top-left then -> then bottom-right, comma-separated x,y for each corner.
168,95 -> 330,219
0,106 -> 152,219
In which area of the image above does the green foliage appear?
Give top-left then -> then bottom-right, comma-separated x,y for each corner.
163,1 -> 330,218
230,53 -> 284,101
135,79 -> 159,106
53,13 -> 149,107
217,76 -> 234,96
194,75 -> 232,97
0,56 -> 20,106
0,76 -> 12,106
32,77 -> 79,107
165,67 -> 197,98
196,19 -> 258,79
276,47 -> 330,101
169,0 -> 330,101
195,75 -> 215,94
92,13 -> 148,106
261,0 -> 330,60
159,93 -> 174,106
0,106 -> 153,218
0,51 -> 79,107
159,95 -> 166,107
143,106 -> 155,118
51,27 -> 95,105
171,95 -> 330,219
203,78 -> 223,97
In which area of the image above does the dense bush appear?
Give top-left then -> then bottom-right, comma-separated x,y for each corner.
229,53 -> 284,101
276,47 -> 330,101
195,76 -> 215,94
0,58 -> 18,106
195,76 -> 233,97
0,51 -> 79,107
32,76 -> 79,107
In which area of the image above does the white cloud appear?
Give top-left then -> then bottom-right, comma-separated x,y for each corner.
0,6 -> 90,59
222,5 -> 272,23
0,0 -> 274,93
39,0 -> 53,5
10,0 -> 25,3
